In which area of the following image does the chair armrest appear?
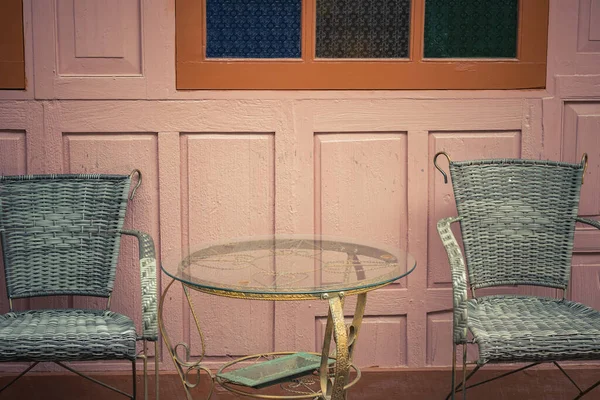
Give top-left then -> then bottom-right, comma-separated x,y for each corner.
437,217 -> 468,344
121,229 -> 158,341
576,217 -> 600,230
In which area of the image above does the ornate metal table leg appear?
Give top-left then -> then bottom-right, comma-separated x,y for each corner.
158,278 -> 214,400
319,293 -> 367,400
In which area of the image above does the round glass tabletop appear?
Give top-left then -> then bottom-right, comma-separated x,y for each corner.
161,235 -> 416,298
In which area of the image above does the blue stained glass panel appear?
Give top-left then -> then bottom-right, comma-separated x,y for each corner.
206,0 -> 302,59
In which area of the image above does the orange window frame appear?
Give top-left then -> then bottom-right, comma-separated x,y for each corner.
0,0 -> 25,90
176,0 -> 548,90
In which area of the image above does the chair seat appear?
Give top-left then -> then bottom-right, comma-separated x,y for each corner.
0,309 -> 137,362
468,296 -> 600,365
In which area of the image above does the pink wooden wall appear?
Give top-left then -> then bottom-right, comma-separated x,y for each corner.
0,0 -> 599,375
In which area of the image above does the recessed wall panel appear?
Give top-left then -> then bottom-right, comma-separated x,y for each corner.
57,0 -> 142,75
0,131 -> 26,175
426,312 -> 452,366
181,133 -> 275,357
316,315 -> 407,367
591,0 -> 600,40
578,0 -> 600,52
426,311 -> 477,366
315,132 -> 408,265
571,264 -> 600,311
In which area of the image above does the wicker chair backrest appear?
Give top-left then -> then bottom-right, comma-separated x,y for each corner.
448,159 -> 584,290
0,174 -> 131,299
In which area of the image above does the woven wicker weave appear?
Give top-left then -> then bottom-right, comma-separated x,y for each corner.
469,295 -> 600,364
0,174 -> 158,397
450,159 -> 582,291
0,309 -> 136,361
0,175 -> 129,299
436,155 -> 600,398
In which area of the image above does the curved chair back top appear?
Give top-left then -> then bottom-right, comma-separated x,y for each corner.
0,174 -> 132,299
441,157 -> 586,291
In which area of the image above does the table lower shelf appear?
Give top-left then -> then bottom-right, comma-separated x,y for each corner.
215,351 -> 361,399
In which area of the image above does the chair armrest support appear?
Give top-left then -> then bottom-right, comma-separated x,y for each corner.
437,217 -> 469,344
121,229 -> 158,341
576,217 -> 600,230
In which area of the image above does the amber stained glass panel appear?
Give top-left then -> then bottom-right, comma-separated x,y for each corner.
316,0 -> 411,59
206,0 -> 302,58
424,0 -> 518,58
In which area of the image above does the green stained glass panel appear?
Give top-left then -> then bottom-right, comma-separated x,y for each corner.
424,0 -> 518,58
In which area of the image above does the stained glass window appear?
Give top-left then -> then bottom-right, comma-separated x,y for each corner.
424,0 -> 518,58
316,0 -> 412,59
206,0 -> 302,59
177,0 -> 548,89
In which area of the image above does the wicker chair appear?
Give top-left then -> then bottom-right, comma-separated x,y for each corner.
434,152 -> 600,399
0,172 -> 158,399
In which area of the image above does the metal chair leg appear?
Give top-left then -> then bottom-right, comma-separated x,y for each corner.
138,339 -> 160,400
449,343 -> 457,400
447,362 -> 482,399
155,340 -> 160,400
462,344 -> 468,400
447,343 -> 474,400
132,359 -> 137,400
553,361 -> 600,400
0,362 -> 39,394
575,379 -> 600,400
554,362 -> 583,394
55,361 -> 136,398
143,343 -> 148,400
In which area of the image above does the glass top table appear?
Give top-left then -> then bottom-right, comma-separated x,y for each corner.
159,235 -> 416,400
161,234 -> 416,300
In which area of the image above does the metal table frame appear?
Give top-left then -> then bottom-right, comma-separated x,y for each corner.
158,236 -> 415,400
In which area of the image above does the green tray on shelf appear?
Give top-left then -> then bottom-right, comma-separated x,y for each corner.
217,352 -> 335,388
